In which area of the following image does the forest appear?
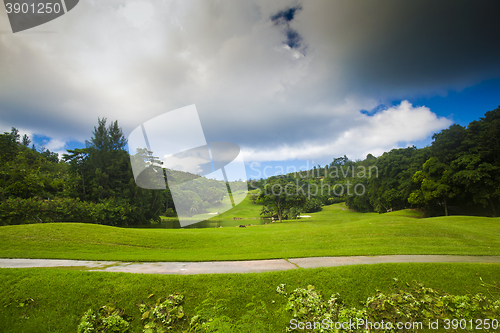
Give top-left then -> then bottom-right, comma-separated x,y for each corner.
0,119 -> 170,226
252,106 -> 500,218
0,106 -> 499,226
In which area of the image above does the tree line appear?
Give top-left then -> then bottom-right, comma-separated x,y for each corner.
0,118 -> 171,226
348,106 -> 500,216
251,106 -> 500,218
1,105 -> 499,226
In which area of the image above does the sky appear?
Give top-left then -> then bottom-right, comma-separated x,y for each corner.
1,0 -> 500,180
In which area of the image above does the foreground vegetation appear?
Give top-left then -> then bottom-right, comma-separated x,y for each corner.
1,263 -> 499,332
0,204 -> 499,262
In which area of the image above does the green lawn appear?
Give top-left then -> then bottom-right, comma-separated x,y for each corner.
1,201 -> 500,332
159,190 -> 259,222
173,189 -> 262,221
1,203 -> 499,261
1,263 -> 499,332
209,189 -> 262,220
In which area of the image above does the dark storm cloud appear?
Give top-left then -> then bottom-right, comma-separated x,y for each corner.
270,6 -> 301,25
1,0 -> 499,161
285,29 -> 302,49
366,0 -> 500,92
296,0 -> 500,101
270,5 -> 304,50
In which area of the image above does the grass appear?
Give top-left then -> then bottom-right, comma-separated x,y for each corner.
1,198 -> 499,331
163,189 -> 262,222
209,190 -> 262,220
0,203 -> 499,261
1,263 -> 499,332
159,190 -> 259,222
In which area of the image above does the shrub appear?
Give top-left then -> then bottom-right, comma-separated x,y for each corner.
277,279 -> 500,332
303,198 -> 323,213
77,305 -> 130,333
0,197 -> 134,226
137,293 -> 187,332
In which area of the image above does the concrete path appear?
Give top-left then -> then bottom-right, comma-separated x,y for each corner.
1,255 -> 499,275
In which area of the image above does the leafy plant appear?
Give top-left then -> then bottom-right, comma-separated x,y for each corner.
77,305 -> 130,333
137,293 -> 186,332
277,279 -> 500,332
277,284 -> 366,332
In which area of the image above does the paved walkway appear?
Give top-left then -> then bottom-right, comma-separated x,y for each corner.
1,255 -> 499,275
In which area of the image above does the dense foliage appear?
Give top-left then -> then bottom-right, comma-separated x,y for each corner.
77,280 -> 500,332
251,106 -> 500,217
277,280 -> 500,332
78,305 -> 130,333
0,119 -> 172,226
2,106 -> 499,225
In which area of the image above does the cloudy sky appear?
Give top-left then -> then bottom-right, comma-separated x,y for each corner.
1,0 -> 500,178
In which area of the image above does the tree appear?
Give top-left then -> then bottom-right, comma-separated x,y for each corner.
10,127 -> 20,143
450,107 -> 500,216
366,146 -> 429,213
257,179 -> 306,222
430,124 -> 466,164
22,134 -> 31,147
452,153 -> 498,216
0,129 -> 20,197
63,148 -> 90,199
40,148 -> 59,163
330,155 -> 349,167
408,157 -> 458,216
61,118 -> 165,225
85,118 -> 129,201
303,197 -> 322,213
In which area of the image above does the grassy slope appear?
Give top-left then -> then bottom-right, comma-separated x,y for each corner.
160,190 -> 259,222
1,263 -> 499,332
211,190 -> 262,219
0,203 -> 499,261
176,189 -> 261,221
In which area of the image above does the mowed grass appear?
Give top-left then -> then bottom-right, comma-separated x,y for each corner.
1,263 -> 499,333
211,190 -> 262,220
178,189 -> 261,221
0,203 -> 499,261
160,190 -> 259,222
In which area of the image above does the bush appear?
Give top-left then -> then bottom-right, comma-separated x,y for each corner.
303,198 -> 322,213
77,305 -> 130,333
0,197 -> 133,226
137,293 -> 186,332
75,279 -> 500,333
162,208 -> 177,217
277,279 -> 500,332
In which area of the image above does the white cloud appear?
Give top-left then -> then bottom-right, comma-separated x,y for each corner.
0,1 -> 496,163
43,138 -> 67,151
242,101 -> 452,161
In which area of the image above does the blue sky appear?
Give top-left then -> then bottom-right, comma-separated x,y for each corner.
247,77 -> 500,179
407,77 -> 500,128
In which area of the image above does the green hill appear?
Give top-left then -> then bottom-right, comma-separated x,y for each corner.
0,204 -> 498,262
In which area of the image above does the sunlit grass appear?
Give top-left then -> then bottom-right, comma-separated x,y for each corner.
1,263 -> 498,332
0,203 -> 498,261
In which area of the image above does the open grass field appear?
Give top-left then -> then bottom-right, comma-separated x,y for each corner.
1,200 -> 500,332
209,189 -> 262,220
1,263 -> 499,332
0,203 -> 499,261
159,190 -> 257,223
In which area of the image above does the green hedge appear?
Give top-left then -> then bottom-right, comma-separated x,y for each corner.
0,197 -> 133,226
